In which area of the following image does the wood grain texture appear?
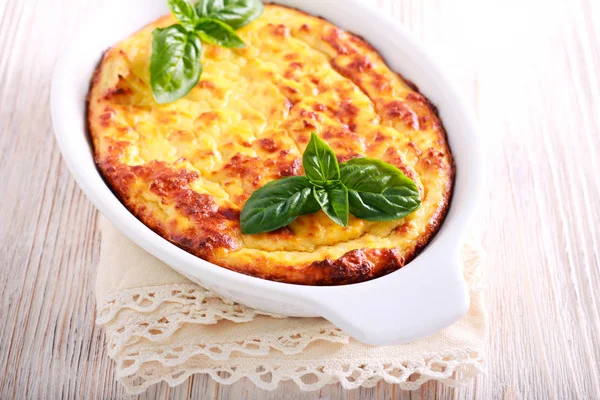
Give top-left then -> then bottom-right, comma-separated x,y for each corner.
0,0 -> 598,398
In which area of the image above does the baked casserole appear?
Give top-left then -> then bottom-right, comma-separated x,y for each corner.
87,4 -> 454,285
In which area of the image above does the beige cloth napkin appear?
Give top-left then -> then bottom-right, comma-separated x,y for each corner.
96,217 -> 486,394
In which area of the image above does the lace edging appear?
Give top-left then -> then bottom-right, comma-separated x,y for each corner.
97,284 -> 286,356
119,348 -> 486,394
102,300 -> 289,357
116,326 -> 349,378
97,284 -> 279,325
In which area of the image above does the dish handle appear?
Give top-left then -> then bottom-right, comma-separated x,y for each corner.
315,242 -> 469,345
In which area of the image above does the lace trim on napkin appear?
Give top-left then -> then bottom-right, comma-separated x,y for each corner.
116,326 -> 349,376
97,284 -> 281,325
118,348 -> 485,394
97,284 -> 290,356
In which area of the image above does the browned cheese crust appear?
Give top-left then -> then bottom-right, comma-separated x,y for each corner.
87,5 -> 454,285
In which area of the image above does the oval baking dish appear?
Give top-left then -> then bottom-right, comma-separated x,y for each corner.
51,0 -> 483,345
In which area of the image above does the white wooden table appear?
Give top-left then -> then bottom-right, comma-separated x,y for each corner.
1,0 -> 599,398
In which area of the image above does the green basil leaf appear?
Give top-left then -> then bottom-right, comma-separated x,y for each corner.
196,18 -> 246,48
195,0 -> 221,15
240,176 -> 315,234
150,25 -> 203,104
339,158 -> 421,221
195,0 -> 209,16
196,0 -> 264,30
314,182 -> 349,227
299,192 -> 321,215
303,132 -> 340,183
167,0 -> 199,31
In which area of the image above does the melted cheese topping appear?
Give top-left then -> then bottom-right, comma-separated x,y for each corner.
88,5 -> 454,285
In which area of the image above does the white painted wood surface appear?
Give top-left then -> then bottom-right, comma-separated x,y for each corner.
1,0 -> 599,398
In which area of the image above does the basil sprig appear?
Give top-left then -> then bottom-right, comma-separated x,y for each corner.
240,177 -> 315,235
302,130 -> 340,182
196,0 -> 264,30
240,133 -> 422,234
313,181 -> 349,227
150,0 -> 263,104
340,158 -> 422,221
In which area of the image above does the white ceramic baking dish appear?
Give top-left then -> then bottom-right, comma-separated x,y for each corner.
51,0 -> 483,345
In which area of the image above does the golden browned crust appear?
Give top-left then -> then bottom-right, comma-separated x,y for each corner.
87,5 -> 454,285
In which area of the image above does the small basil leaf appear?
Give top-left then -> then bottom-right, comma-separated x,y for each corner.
150,25 -> 203,104
299,191 -> 321,215
196,0 -> 264,30
195,0 -> 222,15
340,158 -> 421,221
314,182 -> 349,227
240,176 -> 314,234
196,18 -> 246,48
303,132 -> 340,183
195,0 -> 210,16
167,0 -> 199,31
